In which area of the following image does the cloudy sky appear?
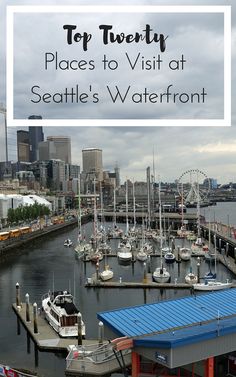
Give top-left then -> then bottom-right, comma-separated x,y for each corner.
0,0 -> 236,183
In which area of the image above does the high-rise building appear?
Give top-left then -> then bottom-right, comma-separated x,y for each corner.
47,159 -> 65,191
46,136 -> 71,164
28,116 -> 44,162
82,148 -> 103,193
17,130 -> 30,162
38,140 -> 57,161
82,148 -> 103,179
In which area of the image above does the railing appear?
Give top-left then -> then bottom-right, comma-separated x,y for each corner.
66,341 -> 131,370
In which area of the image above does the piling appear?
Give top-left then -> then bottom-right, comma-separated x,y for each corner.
25,293 -> 30,322
98,321 -> 104,346
143,262 -> 147,284
234,248 -> 236,264
77,312 -> 83,346
226,242 -> 229,257
16,282 -> 21,308
33,303 -> 38,334
219,238 -> 222,251
96,260 -> 100,281
197,263 -> 200,283
147,255 -> 151,273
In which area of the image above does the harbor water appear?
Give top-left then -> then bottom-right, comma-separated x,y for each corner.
0,204 -> 236,376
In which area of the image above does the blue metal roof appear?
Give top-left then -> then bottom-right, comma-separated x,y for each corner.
134,316 -> 236,349
97,289 -> 236,343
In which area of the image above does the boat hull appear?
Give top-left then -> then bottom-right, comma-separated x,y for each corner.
193,282 -> 233,291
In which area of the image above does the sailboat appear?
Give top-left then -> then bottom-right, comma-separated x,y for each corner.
108,184 -> 123,239
193,234 -> 232,291
90,180 -> 104,262
117,179 -> 132,262
153,180 -> 170,283
74,179 -> 92,257
185,266 -> 198,284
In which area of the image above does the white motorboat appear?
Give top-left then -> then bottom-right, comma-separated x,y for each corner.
179,247 -> 191,261
42,290 -> 86,338
100,265 -> 114,281
193,280 -> 233,291
64,239 -> 73,247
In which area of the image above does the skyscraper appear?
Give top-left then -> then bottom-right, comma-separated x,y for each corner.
82,148 -> 103,179
46,136 -> 71,164
28,115 -> 44,162
17,130 -> 30,162
81,148 -> 103,193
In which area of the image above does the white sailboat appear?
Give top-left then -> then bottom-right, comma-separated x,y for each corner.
74,179 -> 92,257
117,180 -> 132,262
179,247 -> 192,261
185,266 -> 198,284
193,235 -> 232,291
100,265 -> 114,281
153,180 -> 170,283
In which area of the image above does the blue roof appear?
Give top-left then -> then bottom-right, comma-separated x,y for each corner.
97,289 -> 236,347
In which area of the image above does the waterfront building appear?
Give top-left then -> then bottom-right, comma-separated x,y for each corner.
28,116 -> 44,162
17,130 -> 30,162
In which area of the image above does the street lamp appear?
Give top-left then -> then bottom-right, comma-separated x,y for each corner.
0,104 -> 8,162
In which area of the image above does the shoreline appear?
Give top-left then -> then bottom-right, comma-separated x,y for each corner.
0,214 -> 92,257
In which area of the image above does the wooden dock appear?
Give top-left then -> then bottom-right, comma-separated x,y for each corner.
12,303 -> 98,352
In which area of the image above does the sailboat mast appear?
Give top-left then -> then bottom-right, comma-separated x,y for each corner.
93,179 -> 98,248
196,173 -> 201,238
133,180 -> 136,229
126,178 -> 129,234
159,179 -> 163,261
78,177 -> 82,236
113,184 -> 116,227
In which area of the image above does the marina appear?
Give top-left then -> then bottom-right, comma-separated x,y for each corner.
1,201 -> 236,376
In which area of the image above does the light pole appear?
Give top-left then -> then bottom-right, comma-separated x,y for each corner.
0,104 -> 8,162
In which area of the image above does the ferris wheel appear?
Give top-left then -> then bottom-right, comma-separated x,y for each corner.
177,169 -> 210,204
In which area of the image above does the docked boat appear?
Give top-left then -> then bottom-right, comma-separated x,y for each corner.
100,265 -> 114,281
185,267 -> 198,284
179,247 -> 191,261
153,266 -> 170,283
153,180 -> 170,284
117,249 -> 132,262
164,252 -> 176,264
193,280 -> 233,291
42,290 -> 86,338
136,249 -> 148,261
64,239 -> 73,247
90,251 -> 104,262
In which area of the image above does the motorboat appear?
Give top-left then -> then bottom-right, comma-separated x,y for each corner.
193,280 -> 233,291
42,290 -> 86,338
100,265 -> 114,281
64,239 -> 73,247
